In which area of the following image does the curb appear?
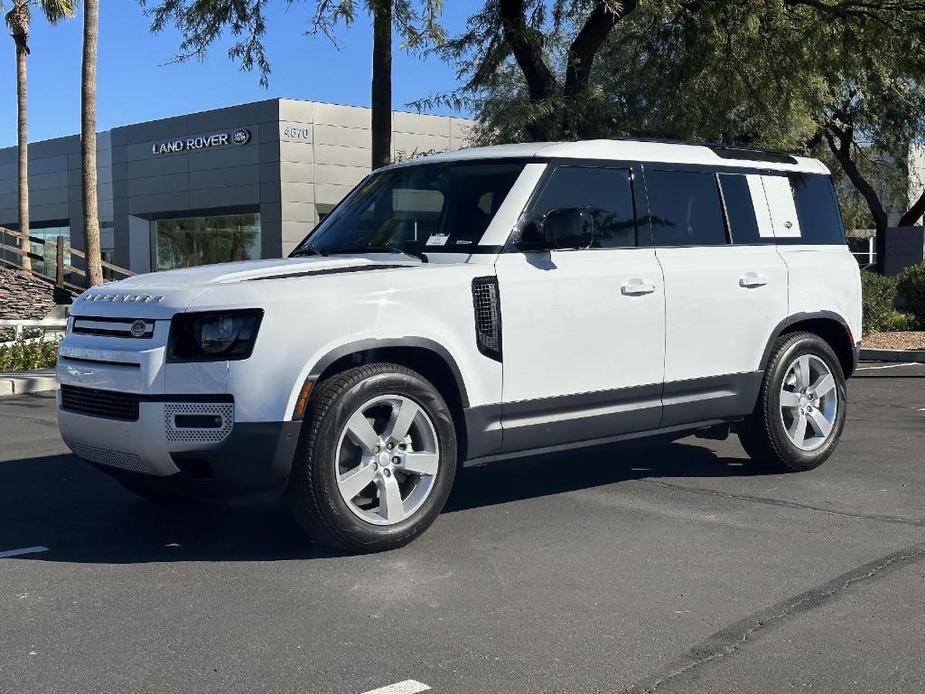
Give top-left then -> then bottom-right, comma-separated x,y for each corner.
0,370 -> 57,397
860,348 -> 925,364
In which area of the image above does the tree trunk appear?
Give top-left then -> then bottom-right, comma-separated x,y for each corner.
82,0 -> 103,286
898,190 -> 925,229
498,0 -> 559,141
15,39 -> 31,272
370,0 -> 392,170
823,128 -> 889,273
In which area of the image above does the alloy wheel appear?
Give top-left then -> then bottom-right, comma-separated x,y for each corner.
334,394 -> 440,526
779,354 -> 838,452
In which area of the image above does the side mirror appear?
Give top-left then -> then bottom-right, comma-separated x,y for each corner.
516,218 -> 546,251
516,208 -> 595,251
543,207 -> 594,249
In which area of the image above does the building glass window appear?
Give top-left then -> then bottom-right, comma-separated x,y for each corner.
153,212 -> 261,270
30,226 -> 71,279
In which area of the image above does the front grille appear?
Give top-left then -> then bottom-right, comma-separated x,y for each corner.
472,276 -> 502,361
60,385 -> 140,422
72,316 -> 155,339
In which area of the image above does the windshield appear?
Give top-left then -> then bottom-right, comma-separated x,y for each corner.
291,160 -> 527,257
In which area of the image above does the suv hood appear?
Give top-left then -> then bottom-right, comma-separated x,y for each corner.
119,256 -> 419,287
72,256 -> 419,319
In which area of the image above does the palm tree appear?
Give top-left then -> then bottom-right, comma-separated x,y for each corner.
370,0 -> 392,170
4,0 -> 77,272
82,0 -> 101,285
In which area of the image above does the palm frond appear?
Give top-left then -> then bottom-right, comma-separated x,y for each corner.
39,0 -> 77,24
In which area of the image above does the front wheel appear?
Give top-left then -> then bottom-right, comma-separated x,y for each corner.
287,363 -> 457,553
738,332 -> 847,472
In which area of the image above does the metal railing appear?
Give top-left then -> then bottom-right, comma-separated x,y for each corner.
850,237 -> 876,269
0,318 -> 67,347
0,226 -> 135,292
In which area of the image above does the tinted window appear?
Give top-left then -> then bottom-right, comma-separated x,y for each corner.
789,173 -> 846,245
646,170 -> 728,246
292,161 -> 526,256
531,166 -> 636,248
718,174 -> 769,244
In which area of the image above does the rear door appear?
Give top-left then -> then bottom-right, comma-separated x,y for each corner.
495,163 -> 665,452
643,168 -> 789,426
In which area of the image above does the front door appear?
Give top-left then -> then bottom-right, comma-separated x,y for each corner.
495,164 -> 666,453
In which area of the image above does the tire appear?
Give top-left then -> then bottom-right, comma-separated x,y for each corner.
287,363 -> 457,553
738,331 -> 847,472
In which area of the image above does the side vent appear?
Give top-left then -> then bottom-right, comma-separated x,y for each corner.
472,276 -> 502,362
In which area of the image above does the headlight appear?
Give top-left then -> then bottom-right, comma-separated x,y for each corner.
167,309 -> 263,362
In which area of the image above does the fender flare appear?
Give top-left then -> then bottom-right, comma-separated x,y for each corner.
306,336 -> 471,409
760,311 -> 858,376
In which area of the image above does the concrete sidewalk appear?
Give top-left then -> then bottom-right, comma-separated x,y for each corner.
0,369 -> 56,397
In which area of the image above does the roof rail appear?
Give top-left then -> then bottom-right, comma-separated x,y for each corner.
607,136 -> 801,164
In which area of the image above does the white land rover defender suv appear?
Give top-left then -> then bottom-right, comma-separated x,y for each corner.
57,140 -> 862,552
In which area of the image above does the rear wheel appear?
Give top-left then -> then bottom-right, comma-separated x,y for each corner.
287,363 -> 457,553
738,332 -> 846,472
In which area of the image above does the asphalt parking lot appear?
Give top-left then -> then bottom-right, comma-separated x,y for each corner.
1,363 -> 923,694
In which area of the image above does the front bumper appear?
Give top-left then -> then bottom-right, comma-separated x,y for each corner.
58,395 -> 302,501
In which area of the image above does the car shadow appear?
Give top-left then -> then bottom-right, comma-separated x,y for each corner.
445,438 -> 763,512
0,438 -> 763,565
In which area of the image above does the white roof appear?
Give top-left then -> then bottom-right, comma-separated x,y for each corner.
394,139 -> 829,175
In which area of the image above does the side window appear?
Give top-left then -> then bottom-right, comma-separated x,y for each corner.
646,170 -> 728,246
788,173 -> 846,245
531,166 -> 636,248
718,174 -> 772,244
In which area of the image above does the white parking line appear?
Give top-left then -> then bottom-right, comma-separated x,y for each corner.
857,362 -> 919,371
361,680 -> 431,694
0,546 -> 49,559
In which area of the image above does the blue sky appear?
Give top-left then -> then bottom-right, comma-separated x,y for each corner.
0,2 -> 472,147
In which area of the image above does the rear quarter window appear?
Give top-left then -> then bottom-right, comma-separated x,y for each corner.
787,173 -> 846,245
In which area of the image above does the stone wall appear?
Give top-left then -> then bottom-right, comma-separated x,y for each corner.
0,268 -> 57,320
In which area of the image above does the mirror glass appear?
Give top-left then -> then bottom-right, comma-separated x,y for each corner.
544,208 -> 594,249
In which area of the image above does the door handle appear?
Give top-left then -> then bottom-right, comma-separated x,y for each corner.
621,279 -> 657,296
739,272 -> 768,288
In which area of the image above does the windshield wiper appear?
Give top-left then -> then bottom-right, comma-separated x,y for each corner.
323,245 -> 428,263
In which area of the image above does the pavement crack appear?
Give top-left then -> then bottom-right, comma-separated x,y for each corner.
622,544 -> 925,694
646,479 -> 925,528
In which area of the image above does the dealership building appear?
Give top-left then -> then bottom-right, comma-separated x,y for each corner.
0,98 -> 471,275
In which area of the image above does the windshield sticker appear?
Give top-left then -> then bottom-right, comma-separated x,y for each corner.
425,234 -> 450,246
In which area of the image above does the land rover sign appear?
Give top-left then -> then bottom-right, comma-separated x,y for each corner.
152,128 -> 252,155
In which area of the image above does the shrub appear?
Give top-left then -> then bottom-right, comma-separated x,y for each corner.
0,335 -> 60,372
884,310 -> 920,332
861,270 -> 898,334
896,262 -> 925,325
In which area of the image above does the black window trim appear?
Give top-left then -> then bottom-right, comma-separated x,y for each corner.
343,154 -> 842,253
